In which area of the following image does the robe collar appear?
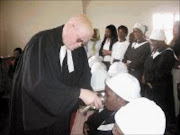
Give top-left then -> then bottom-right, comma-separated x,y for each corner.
151,45 -> 177,60
131,40 -> 148,49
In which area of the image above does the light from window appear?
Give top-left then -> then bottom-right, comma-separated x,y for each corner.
175,14 -> 180,21
153,13 -> 179,44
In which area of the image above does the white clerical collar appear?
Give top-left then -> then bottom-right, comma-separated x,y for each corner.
59,45 -> 74,73
132,41 -> 148,49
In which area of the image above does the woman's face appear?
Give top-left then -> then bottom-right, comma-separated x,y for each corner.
104,85 -> 125,111
150,39 -> 159,48
118,29 -> 127,40
105,28 -> 112,38
133,28 -> 143,41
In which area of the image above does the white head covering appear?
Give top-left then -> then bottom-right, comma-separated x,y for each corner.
115,98 -> 166,135
91,70 -> 109,91
88,56 -> 103,68
106,73 -> 141,102
150,29 -> 166,41
91,62 -> 107,74
133,23 -> 146,34
108,62 -> 128,77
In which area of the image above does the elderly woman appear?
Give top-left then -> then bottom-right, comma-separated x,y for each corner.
85,28 -> 102,58
143,29 -> 176,134
123,23 -> 151,84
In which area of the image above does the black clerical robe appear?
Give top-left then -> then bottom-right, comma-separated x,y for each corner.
9,25 -> 91,135
144,44 -> 176,131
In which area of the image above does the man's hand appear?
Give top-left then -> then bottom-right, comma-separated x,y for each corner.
79,89 -> 103,109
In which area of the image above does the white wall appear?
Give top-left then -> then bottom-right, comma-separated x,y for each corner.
0,1 -> 83,56
0,0 -> 179,56
85,0 -> 179,40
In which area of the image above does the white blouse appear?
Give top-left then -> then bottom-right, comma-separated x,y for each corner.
111,40 -> 129,62
103,38 -> 111,62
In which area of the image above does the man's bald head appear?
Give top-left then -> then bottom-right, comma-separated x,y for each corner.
63,14 -> 94,51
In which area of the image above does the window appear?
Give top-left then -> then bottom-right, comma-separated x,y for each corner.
153,13 -> 179,44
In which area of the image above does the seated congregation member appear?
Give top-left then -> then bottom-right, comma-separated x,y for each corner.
84,28 -> 102,58
111,25 -> 129,63
99,25 -> 118,69
88,55 -> 103,68
143,29 -> 176,134
108,62 -> 128,77
123,23 -> 151,83
113,98 -> 166,135
91,62 -> 107,75
83,73 -> 141,135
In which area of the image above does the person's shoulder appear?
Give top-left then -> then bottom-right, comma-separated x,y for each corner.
31,26 -> 62,41
122,40 -> 130,46
144,40 -> 151,46
28,29 -> 51,44
113,41 -> 120,46
34,28 -> 55,38
141,40 -> 150,49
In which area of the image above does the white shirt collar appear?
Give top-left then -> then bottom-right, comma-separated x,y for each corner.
59,45 -> 74,73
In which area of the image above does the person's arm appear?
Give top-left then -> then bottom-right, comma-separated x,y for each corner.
78,47 -> 92,89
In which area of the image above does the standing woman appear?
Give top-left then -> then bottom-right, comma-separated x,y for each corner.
84,28 -> 102,58
99,25 -> 118,69
143,29 -> 176,134
123,23 -> 151,83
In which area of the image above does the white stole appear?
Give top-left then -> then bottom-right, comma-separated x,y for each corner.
59,45 -> 74,73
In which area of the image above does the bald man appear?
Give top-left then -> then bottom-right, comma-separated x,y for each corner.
9,14 -> 102,135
